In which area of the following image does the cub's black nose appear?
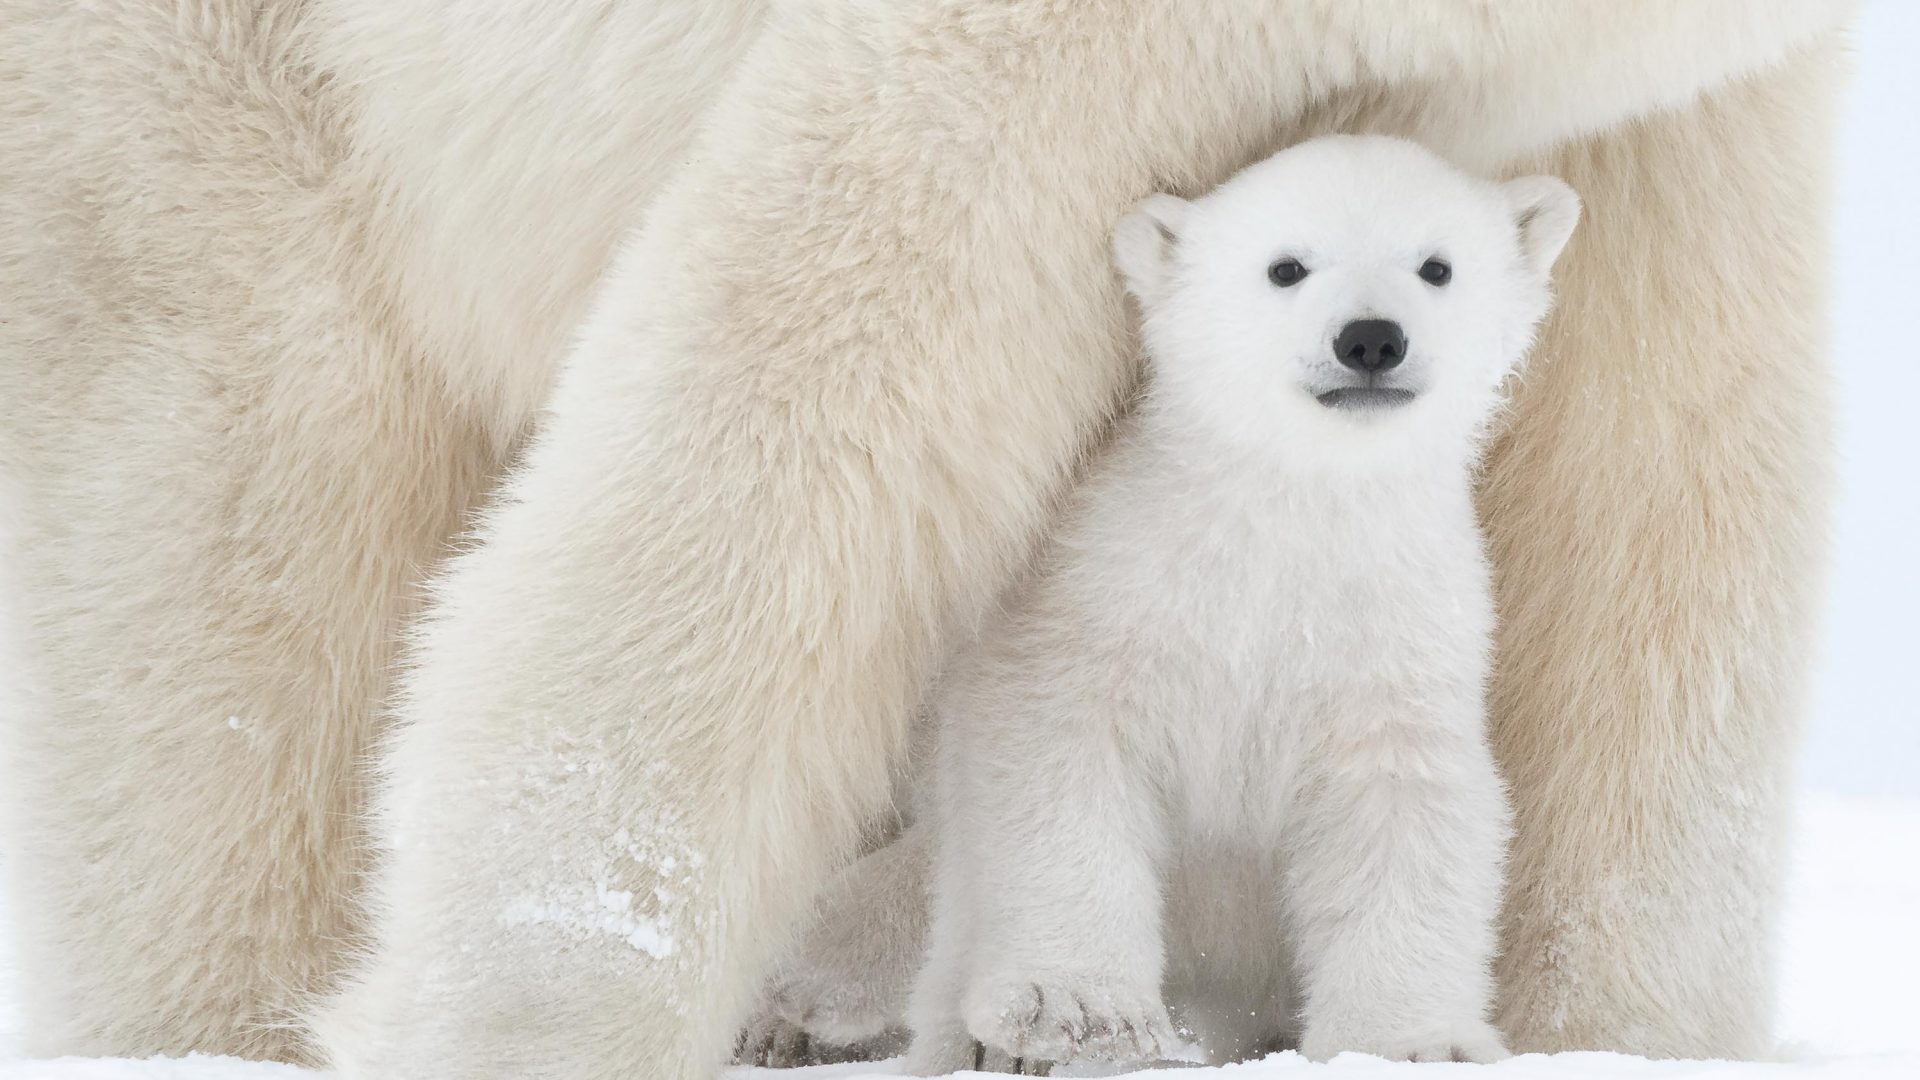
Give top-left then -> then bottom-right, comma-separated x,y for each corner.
1333,319 -> 1407,373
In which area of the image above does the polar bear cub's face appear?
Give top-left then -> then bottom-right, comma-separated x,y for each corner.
1115,135 -> 1580,470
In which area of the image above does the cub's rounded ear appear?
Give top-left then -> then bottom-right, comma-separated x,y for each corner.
1502,175 -> 1582,276
1113,193 -> 1191,305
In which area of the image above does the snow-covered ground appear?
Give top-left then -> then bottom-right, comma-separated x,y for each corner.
2,793 -> 1915,1079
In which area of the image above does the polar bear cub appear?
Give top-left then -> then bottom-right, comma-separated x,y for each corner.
906,135 -> 1580,1073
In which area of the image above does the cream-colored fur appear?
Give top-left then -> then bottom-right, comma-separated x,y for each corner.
0,0 -> 766,1060
0,2 -> 1848,1077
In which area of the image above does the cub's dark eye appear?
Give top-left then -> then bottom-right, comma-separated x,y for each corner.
1268,258 -> 1309,288
1419,258 -> 1452,286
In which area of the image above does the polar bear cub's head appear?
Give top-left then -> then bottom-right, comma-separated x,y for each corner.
1115,134 -> 1579,470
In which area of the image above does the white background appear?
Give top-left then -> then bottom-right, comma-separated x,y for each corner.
1803,0 -> 1920,798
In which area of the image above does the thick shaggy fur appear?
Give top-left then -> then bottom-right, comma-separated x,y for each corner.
905,136 -> 1579,1073
0,0 -> 767,1060
0,2 -> 1846,1078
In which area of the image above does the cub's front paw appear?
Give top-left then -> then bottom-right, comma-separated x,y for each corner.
964,975 -> 1173,1066
1301,1018 -> 1508,1064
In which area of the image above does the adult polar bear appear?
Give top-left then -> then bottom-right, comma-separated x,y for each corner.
0,1 -> 1848,1077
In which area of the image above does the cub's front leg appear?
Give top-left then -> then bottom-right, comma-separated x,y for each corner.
918,661 -> 1177,1071
1284,682 -> 1513,1064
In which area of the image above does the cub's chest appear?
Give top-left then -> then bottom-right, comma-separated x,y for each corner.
1131,540 -> 1486,839
1162,694 -> 1308,842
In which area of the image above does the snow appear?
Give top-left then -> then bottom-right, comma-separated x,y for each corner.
1775,797 -> 1920,1059
2,793 -> 1916,1079
0,1060 -> 308,1080
498,879 -> 679,959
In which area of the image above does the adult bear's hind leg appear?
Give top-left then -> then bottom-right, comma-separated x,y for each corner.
1481,42 -> 1842,1059
0,2 -> 503,1059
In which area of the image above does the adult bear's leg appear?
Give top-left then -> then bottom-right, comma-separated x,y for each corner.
1482,44 -> 1843,1059
0,31 -> 494,1067
0,336 -> 492,1063
0,3 -> 502,1059
0,0 -> 765,1060
312,9 -> 1242,1076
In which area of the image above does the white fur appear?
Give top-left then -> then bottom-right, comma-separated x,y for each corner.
0,2 -> 1852,1077
905,136 -> 1576,1072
